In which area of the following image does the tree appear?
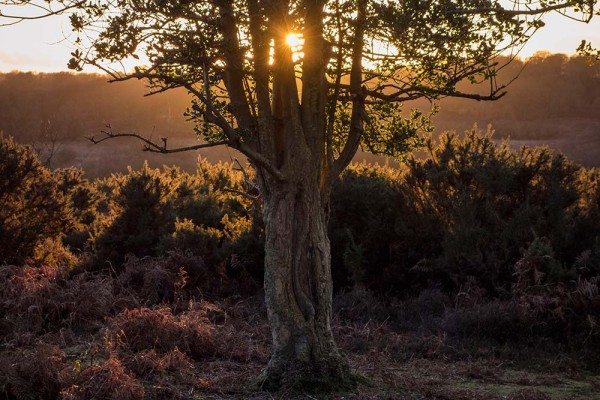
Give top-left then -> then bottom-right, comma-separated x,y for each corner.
1,0 -> 596,389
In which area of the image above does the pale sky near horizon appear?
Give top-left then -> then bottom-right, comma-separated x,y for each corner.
1,11 -> 599,73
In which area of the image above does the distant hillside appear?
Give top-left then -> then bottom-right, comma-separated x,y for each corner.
427,52 -> 600,166
1,52 -> 600,175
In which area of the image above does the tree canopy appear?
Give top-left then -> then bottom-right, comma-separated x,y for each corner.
2,0 -> 595,175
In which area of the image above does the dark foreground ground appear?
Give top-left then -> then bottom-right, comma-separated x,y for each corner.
1,265 -> 598,400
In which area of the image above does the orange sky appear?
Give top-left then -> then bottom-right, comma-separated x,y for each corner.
1,11 -> 599,72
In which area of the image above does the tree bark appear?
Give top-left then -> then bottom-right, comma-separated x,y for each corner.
258,169 -> 352,390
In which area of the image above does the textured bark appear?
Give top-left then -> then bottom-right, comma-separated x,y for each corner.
251,1 -> 356,388
258,166 -> 351,389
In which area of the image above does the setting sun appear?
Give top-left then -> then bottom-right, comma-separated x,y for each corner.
286,33 -> 301,48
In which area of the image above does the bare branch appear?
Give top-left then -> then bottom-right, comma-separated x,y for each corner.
88,125 -> 229,153
0,0 -> 86,24
334,79 -> 508,103
232,158 -> 261,195
452,2 -> 589,20
96,67 -> 285,181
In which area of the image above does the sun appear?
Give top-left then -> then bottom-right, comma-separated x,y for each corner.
286,33 -> 301,48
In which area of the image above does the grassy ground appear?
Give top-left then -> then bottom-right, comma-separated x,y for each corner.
189,354 -> 600,399
116,332 -> 600,399
191,331 -> 600,399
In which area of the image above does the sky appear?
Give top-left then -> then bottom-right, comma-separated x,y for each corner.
1,11 -> 600,73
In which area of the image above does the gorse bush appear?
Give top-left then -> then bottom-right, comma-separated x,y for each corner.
2,131 -> 598,297
91,163 -> 179,267
332,129 -> 600,295
329,164 -> 401,289
0,135 -> 76,265
88,161 -> 263,278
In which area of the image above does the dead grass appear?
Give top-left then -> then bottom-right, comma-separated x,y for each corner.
0,264 -> 120,340
1,265 -> 598,400
61,355 -> 145,400
2,300 -> 598,400
110,306 -> 214,359
0,343 -> 70,400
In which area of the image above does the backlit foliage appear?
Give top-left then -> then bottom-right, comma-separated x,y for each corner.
88,160 -> 261,274
3,0 -> 591,175
332,129 -> 600,294
0,135 -> 76,265
2,131 -> 598,295
0,133 -> 599,397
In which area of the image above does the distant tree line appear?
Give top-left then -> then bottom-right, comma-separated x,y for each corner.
432,53 -> 600,127
0,72 -> 194,143
1,52 -> 599,147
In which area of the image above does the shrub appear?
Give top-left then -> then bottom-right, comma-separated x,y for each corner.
512,239 -> 600,348
118,256 -> 180,305
330,130 -> 600,295
90,163 -> 178,269
117,251 -> 228,302
329,163 -> 401,289
396,130 -> 599,293
0,135 -> 76,264
57,167 -> 102,253
157,218 -> 223,266
88,160 -> 263,276
514,237 -> 578,293
441,300 -> 526,343
333,287 -> 390,324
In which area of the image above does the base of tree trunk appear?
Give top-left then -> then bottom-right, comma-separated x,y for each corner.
256,353 -> 357,393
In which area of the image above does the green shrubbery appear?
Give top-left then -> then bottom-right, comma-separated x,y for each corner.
0,136 -> 77,265
84,160 -> 264,284
2,131 -> 599,296
332,130 -> 600,296
1,131 -> 599,377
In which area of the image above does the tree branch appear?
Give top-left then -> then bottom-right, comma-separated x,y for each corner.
0,0 -> 86,24
99,68 -> 285,181
452,2 -> 589,19
334,79 -> 508,102
88,125 -> 229,153
331,0 -> 367,177
215,0 -> 255,130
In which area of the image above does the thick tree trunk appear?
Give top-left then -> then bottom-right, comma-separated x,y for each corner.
258,175 -> 352,390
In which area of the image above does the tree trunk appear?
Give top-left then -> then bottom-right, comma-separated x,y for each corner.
258,173 -> 352,390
